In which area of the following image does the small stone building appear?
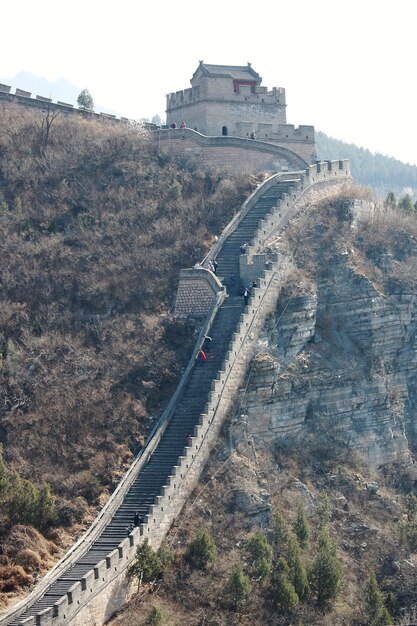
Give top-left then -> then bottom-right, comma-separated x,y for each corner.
166,61 -> 316,164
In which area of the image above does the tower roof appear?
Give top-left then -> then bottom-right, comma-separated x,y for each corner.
192,62 -> 262,83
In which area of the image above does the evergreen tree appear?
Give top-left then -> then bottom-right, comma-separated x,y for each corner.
293,504 -> 311,548
273,557 -> 299,610
77,89 -> 94,110
246,530 -> 272,579
384,191 -> 397,209
128,538 -> 162,588
365,572 -> 394,626
310,527 -> 343,608
228,562 -> 251,609
186,528 -> 216,570
255,556 -> 272,580
273,508 -> 290,546
8,473 -> 37,525
398,194 -> 414,211
0,443 -> 8,502
34,482 -> 57,530
405,493 -> 417,521
317,493 -> 332,528
146,605 -> 163,625
286,533 -> 310,600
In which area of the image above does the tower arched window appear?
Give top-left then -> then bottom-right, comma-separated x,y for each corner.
222,126 -> 228,136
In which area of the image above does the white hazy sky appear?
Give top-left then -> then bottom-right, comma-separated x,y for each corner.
2,0 -> 416,165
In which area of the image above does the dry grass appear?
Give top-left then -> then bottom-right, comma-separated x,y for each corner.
0,105 -> 258,597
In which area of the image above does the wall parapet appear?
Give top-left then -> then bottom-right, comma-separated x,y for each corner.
166,85 -> 286,110
0,85 -> 130,122
204,160 -> 350,268
174,268 -> 224,318
152,128 -> 310,169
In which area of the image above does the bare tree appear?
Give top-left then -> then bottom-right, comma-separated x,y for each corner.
37,103 -> 61,156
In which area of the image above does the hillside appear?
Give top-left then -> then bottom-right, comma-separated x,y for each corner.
316,130 -> 417,197
109,190 -> 417,626
3,106 -> 417,625
0,105 -> 256,602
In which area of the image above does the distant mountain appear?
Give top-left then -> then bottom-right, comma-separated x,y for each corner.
0,71 -> 117,115
316,130 -> 417,198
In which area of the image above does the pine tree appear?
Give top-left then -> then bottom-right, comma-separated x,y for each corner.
34,482 -> 57,530
384,191 -> 396,210
317,493 -> 332,528
273,557 -> 299,610
398,194 -> 414,211
0,443 -> 8,502
286,533 -> 310,600
128,538 -> 162,589
246,530 -> 272,579
273,509 -> 290,546
146,605 -> 163,625
365,572 -> 394,626
228,562 -> 251,609
293,504 -> 311,548
8,473 -> 37,525
405,493 -> 417,521
186,528 -> 216,570
77,89 -> 94,110
310,527 -> 343,608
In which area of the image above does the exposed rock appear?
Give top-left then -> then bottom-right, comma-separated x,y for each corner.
243,237 -> 417,470
226,452 -> 272,527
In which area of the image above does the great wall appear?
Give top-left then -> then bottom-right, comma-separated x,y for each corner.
0,83 -> 124,121
0,63 -> 354,625
0,159 -> 351,626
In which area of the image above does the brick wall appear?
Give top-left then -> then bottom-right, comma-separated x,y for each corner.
153,129 -> 310,174
174,268 -> 224,318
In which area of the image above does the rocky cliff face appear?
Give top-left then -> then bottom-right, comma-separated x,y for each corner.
241,196 -> 417,471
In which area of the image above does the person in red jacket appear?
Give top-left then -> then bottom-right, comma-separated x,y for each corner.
196,349 -> 206,365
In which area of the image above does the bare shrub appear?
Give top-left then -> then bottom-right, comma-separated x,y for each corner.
13,548 -> 42,572
0,565 -> 31,592
5,525 -> 57,564
55,496 -> 88,527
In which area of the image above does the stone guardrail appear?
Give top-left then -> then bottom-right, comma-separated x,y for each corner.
173,267 -> 224,318
249,160 -> 351,253
204,159 -> 350,269
153,128 -> 310,170
0,290 -> 226,626
203,170 -> 304,267
1,162 -> 351,626
0,85 -> 128,122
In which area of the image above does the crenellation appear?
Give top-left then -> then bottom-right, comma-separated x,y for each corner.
165,62 -> 314,164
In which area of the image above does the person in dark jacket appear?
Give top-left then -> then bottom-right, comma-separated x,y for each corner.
203,335 -> 212,352
133,511 -> 143,526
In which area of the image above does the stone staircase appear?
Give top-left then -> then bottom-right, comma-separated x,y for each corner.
5,177 -> 299,626
215,181 -> 296,294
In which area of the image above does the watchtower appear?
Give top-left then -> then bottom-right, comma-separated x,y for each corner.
166,61 -> 315,164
